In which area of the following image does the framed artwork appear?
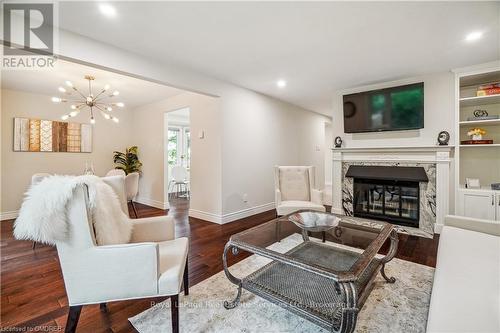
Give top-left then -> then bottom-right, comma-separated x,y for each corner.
13,118 -> 92,153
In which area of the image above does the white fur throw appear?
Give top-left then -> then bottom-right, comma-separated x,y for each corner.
14,175 -> 132,246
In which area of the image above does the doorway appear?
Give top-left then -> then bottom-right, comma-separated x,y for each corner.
164,108 -> 191,205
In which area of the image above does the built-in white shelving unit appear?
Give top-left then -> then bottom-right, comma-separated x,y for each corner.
459,94 -> 500,107
459,144 -> 500,148
459,119 -> 500,126
453,63 -> 500,221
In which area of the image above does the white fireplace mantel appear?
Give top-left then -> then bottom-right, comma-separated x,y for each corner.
331,146 -> 454,234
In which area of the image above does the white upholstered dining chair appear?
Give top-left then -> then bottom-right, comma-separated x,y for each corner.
56,176 -> 189,333
169,166 -> 190,198
274,166 -> 326,216
125,172 -> 140,217
105,169 -> 126,177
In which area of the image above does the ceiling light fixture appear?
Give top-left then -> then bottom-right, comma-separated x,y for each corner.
277,79 -> 287,88
52,75 -> 123,124
465,31 -> 483,42
98,3 -> 117,18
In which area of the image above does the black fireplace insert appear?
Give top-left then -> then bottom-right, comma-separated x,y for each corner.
348,166 -> 427,228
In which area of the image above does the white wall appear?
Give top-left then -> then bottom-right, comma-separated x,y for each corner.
331,72 -> 455,148
132,88 -> 330,220
324,122 -> 333,185
220,88 -> 330,215
53,30 -> 331,222
0,89 -> 133,215
131,92 -> 222,216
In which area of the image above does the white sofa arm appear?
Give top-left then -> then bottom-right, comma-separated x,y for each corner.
130,215 -> 175,243
444,215 -> 500,237
60,242 -> 159,305
311,189 -> 323,205
275,189 -> 282,205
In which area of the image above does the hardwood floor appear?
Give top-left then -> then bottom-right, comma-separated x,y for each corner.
0,198 -> 439,332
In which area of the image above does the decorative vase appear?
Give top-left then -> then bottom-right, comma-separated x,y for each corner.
472,134 -> 483,141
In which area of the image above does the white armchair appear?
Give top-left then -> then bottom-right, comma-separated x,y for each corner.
274,166 -> 326,216
56,177 -> 188,333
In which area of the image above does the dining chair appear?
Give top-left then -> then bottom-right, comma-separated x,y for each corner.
125,172 -> 140,218
105,169 -> 126,177
170,166 -> 190,198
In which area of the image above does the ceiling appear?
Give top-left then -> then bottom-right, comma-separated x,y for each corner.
46,2 -> 500,115
1,59 -> 185,109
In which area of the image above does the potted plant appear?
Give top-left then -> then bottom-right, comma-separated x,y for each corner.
467,128 -> 486,141
113,146 -> 143,175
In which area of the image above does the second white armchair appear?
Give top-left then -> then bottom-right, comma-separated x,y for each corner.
274,166 -> 326,216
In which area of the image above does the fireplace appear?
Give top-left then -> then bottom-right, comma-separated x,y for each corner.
346,166 -> 429,228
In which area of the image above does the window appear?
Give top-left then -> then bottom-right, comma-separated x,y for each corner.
168,126 -> 190,168
167,128 -> 180,166
184,128 -> 190,168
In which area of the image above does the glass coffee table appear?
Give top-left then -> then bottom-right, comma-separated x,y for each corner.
222,210 -> 399,333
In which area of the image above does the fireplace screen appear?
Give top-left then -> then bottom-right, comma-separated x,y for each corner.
353,179 -> 419,227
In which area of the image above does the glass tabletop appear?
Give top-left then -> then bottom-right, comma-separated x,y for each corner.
229,210 -> 393,281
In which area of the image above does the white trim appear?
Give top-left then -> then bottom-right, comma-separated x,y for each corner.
1,210 -> 19,221
188,209 -> 222,224
332,146 -> 454,152
189,202 -> 276,225
331,207 -> 343,215
434,223 -> 443,234
134,196 -> 169,210
221,202 -> 275,224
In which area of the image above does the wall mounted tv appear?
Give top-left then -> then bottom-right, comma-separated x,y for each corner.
343,82 -> 424,133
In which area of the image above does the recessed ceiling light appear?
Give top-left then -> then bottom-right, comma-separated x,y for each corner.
465,31 -> 483,42
98,3 -> 117,18
277,79 -> 287,88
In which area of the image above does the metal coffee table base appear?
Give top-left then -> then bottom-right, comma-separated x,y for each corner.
223,231 -> 398,333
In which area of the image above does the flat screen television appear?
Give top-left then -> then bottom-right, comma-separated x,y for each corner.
343,82 -> 424,133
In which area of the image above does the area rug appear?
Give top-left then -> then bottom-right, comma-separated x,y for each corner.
129,234 -> 434,333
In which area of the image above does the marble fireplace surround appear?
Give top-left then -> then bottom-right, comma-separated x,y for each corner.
331,146 -> 453,237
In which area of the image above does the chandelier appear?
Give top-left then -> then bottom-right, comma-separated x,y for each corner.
51,75 -> 124,124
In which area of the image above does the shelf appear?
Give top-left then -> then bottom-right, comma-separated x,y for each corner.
459,71 -> 500,88
458,186 -> 500,192
459,119 -> 500,126
459,94 -> 500,107
331,146 -> 454,152
460,144 -> 500,148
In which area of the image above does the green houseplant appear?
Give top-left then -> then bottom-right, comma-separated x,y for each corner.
113,146 -> 143,175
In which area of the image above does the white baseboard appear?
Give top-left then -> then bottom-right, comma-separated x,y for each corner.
189,202 -> 276,225
188,209 -> 223,224
331,207 -> 343,214
135,196 -> 169,210
434,223 -> 443,234
1,210 -> 19,221
221,202 -> 275,224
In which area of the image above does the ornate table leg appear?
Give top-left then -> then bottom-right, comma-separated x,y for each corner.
301,229 -> 310,242
223,283 -> 242,309
379,229 -> 399,283
222,242 -> 243,309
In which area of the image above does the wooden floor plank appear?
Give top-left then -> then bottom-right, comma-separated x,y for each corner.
1,197 -> 439,332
